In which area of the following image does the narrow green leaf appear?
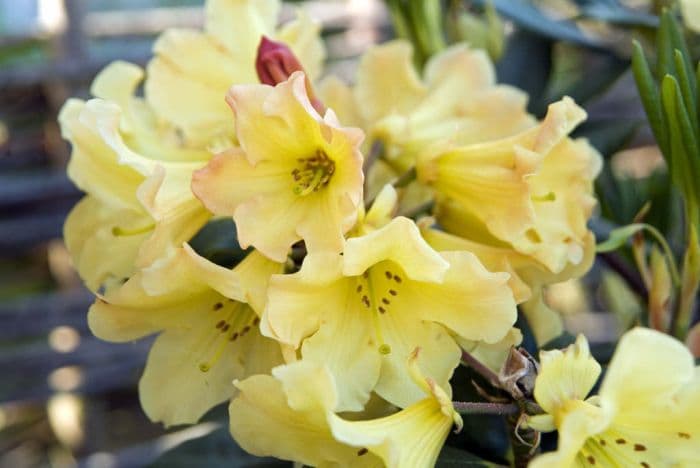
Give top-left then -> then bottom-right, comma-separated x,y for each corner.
631,41 -> 669,157
674,50 -> 699,134
597,224 -> 647,252
661,75 -> 698,210
657,11 -> 676,79
597,223 -> 680,285
665,9 -> 694,82
667,72 -> 700,203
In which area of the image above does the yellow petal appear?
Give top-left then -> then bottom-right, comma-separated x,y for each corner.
60,99 -> 144,210
529,401 -> 608,468
263,252 -> 344,347
205,0 -> 278,61
139,302 -> 278,426
374,309 -> 461,408
276,9 -> 326,82
361,184 -> 399,233
520,288 -> 565,346
329,397 -> 456,468
354,40 -> 426,125
300,288 -> 382,411
343,216 -> 449,283
535,334 -> 601,415
63,196 -> 148,292
600,327 -> 696,415
405,251 -> 517,344
421,224 -> 532,303
145,29 -> 245,146
319,75 -> 364,129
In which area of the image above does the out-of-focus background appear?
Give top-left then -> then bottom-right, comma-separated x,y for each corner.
0,0 -> 682,466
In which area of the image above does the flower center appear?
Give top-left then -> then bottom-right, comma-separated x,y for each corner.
291,149 -> 335,196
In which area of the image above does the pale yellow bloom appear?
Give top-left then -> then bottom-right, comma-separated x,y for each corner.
230,350 -> 462,468
229,361 -> 384,467
145,0 -> 325,147
681,0 -> 700,33
89,245 -> 283,426
192,72 -> 365,262
328,348 -> 464,468
528,328 -> 700,467
60,62 -> 211,291
417,98 -> 600,344
321,40 -> 534,173
262,214 -> 517,410
419,97 -> 599,274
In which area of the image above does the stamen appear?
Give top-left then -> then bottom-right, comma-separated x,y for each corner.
291,149 -> 335,196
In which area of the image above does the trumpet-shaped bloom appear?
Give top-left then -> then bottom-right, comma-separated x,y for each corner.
321,40 -> 534,173
230,351 -> 462,467
60,61 -> 212,290
89,245 -> 283,426
418,97 -> 598,272
262,215 -> 517,410
328,348 -> 463,468
528,328 -> 700,467
229,361 -> 384,467
192,72 -> 365,262
145,0 -> 324,147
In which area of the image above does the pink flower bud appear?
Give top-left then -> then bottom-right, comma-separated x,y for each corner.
255,36 -> 325,113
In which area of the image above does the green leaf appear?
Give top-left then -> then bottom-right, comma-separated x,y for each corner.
661,74 -> 699,207
673,50 -> 699,134
436,445 -> 507,467
656,11 -> 676,80
632,40 -> 669,157
597,222 -> 680,284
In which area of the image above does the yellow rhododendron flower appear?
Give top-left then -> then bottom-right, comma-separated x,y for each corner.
262,214 -> 517,410
328,348 -> 463,468
230,361 -> 384,467
145,0 -> 324,147
417,97 -> 600,344
192,72 -> 365,262
89,245 -> 283,426
321,40 -> 534,173
418,97 -> 599,273
528,328 -> 700,467
60,61 -> 211,290
230,350 -> 462,467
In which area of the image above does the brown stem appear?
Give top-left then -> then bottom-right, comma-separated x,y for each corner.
451,401 -> 518,416
460,349 -> 501,389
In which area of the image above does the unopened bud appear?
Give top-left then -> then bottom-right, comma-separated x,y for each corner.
256,36 -> 304,86
255,36 -> 325,113
498,347 -> 539,400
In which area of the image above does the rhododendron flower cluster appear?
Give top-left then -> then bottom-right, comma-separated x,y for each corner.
60,1 -> 700,466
